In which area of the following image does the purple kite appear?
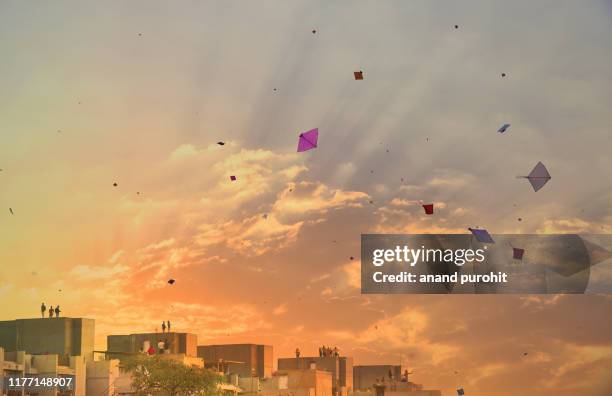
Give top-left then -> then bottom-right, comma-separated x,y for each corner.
468,228 -> 495,244
230,175 -> 237,181
519,161 -> 551,192
498,123 -> 511,133
297,128 -> 319,152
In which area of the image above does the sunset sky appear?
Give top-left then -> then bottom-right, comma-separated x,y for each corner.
1,1 -> 612,395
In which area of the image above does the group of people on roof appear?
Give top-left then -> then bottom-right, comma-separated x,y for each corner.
40,302 -> 60,318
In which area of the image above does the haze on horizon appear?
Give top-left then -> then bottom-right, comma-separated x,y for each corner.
1,1 -> 612,395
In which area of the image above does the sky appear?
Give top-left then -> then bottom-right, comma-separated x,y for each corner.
1,1 -> 612,395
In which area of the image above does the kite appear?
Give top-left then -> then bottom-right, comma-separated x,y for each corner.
167,279 -> 175,285
297,128 -> 319,152
468,228 -> 495,244
312,29 -> 317,34
354,71 -> 364,80
113,182 -> 118,187
519,161 -> 551,192
422,204 -> 434,215
457,389 -> 465,396
9,208 -> 14,215
217,141 -> 225,146
230,175 -> 237,181
501,73 -> 506,77
513,248 -> 525,260
498,123 -> 511,133
454,25 -> 459,29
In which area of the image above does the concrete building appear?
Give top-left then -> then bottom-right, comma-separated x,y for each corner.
277,356 -> 353,396
354,379 -> 442,396
239,369 -> 332,396
86,359 -> 121,396
353,365 -> 402,391
198,344 -> 273,378
0,318 -> 95,362
0,347 -> 86,396
107,332 -> 198,358
281,368 -> 333,396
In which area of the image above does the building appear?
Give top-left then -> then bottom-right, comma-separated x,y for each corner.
198,344 -> 273,378
0,347 -> 86,396
353,365 -> 402,391
107,332 -> 198,358
86,359 -> 121,396
277,356 -> 353,396
376,381 -> 442,396
0,318 -> 95,362
239,369 -> 332,396
354,379 -> 442,396
279,368 -> 333,396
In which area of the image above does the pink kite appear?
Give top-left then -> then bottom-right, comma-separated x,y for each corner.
297,128 -> 319,152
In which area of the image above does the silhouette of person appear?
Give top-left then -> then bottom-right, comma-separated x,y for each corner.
295,348 -> 300,358
41,303 -> 46,318
49,306 -> 54,318
162,321 -> 166,333
54,306 -> 60,318
167,320 -> 171,332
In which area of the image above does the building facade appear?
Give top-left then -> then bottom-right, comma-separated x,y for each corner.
277,356 -> 353,396
198,344 -> 273,378
107,332 -> 198,358
0,318 -> 95,362
0,347 -> 86,396
353,365 -> 402,391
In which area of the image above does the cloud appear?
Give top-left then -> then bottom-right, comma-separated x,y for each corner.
273,303 -> 288,316
68,264 -> 129,281
537,218 -> 612,233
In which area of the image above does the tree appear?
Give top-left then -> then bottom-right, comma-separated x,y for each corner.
122,355 -> 222,396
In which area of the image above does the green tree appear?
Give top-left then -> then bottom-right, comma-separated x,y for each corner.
122,355 -> 222,396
